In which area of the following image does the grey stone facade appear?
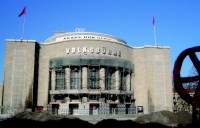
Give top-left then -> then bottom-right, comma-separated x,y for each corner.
2,40 -> 36,113
1,32 -> 173,114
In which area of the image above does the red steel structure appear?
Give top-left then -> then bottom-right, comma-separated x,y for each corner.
173,46 -> 200,124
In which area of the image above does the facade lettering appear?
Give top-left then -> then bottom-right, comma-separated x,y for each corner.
113,50 -> 117,56
118,51 -> 121,57
108,49 -> 112,55
90,47 -> 94,53
96,48 -> 100,54
78,47 -> 81,53
66,47 -> 121,57
66,48 -> 70,54
72,47 -> 76,54
83,47 -> 87,53
102,47 -> 106,54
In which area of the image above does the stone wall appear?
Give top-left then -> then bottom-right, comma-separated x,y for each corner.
2,39 -> 36,113
132,46 -> 173,113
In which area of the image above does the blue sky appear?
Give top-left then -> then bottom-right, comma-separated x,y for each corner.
0,0 -> 200,83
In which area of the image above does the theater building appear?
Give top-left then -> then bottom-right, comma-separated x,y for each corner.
1,31 -> 173,115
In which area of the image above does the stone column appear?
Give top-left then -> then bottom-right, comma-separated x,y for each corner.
65,67 -> 71,90
114,70 -> 120,90
126,74 -> 131,91
82,67 -> 88,89
99,67 -> 105,90
51,70 -> 56,90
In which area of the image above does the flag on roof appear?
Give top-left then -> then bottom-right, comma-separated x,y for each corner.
152,16 -> 155,26
18,6 -> 26,17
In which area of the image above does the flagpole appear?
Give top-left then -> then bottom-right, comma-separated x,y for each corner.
153,25 -> 157,46
152,16 -> 157,46
21,14 -> 26,39
19,6 -> 26,39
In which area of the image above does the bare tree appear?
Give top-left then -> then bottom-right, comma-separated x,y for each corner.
173,66 -> 198,113
184,66 -> 199,94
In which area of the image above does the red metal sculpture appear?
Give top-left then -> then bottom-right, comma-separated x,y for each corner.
173,46 -> 200,124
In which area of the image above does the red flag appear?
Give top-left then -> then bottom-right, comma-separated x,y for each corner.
152,16 -> 155,26
18,6 -> 26,17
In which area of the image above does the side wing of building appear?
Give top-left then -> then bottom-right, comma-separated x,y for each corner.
2,40 -> 37,113
132,46 -> 173,113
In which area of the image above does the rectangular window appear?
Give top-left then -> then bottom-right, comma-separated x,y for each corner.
121,73 -> 126,91
89,68 -> 99,89
105,69 -> 114,90
56,70 -> 65,90
71,68 -> 81,89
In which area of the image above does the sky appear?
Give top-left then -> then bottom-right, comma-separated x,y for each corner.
0,0 -> 200,84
